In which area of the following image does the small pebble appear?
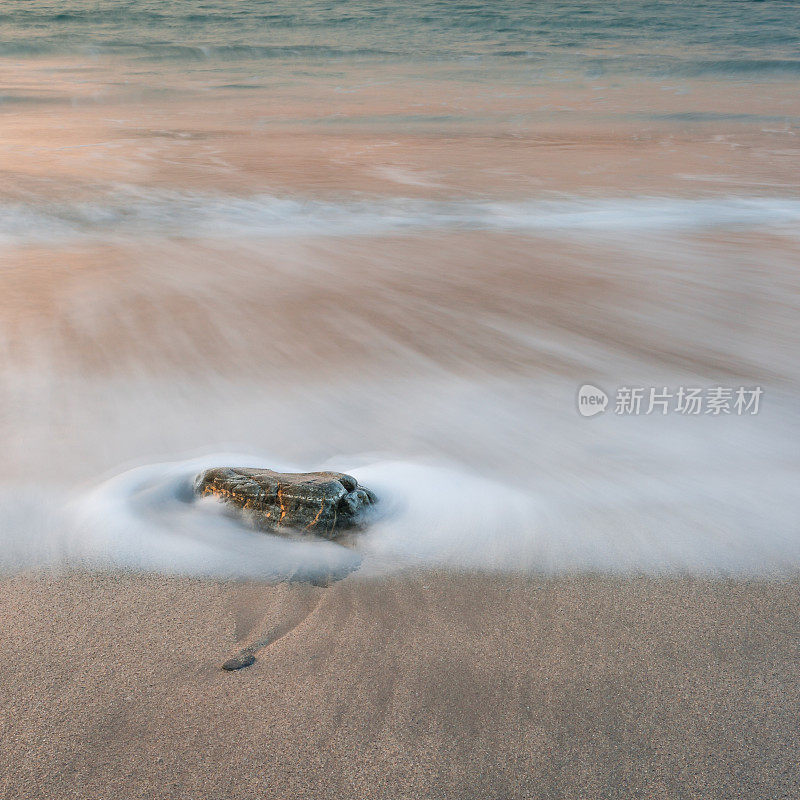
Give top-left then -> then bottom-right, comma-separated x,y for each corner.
221,652 -> 256,671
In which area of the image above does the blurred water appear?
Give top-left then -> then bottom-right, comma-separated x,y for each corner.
0,1 -> 798,578
4,192 -> 800,245
2,0 -> 800,79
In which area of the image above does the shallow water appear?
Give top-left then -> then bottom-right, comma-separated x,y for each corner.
1,1 -> 798,578
3,0 -> 800,78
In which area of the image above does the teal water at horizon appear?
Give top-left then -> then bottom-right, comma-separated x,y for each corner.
1,0 -> 800,78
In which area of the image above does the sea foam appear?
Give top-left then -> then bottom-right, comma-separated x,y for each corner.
0,436 -> 796,580
2,192 -> 800,247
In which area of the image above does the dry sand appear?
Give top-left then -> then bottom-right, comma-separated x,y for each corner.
1,570 -> 798,799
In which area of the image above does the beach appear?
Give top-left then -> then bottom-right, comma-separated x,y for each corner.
2,2 -> 800,797
3,570 -> 800,799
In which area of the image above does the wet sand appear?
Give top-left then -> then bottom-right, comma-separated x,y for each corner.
3,57 -> 800,200
2,16 -> 800,799
1,570 -> 798,799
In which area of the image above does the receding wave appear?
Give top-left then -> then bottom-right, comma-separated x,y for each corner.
1,450 -> 797,579
2,192 -> 800,245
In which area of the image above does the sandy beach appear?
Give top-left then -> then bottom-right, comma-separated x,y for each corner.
2,570 -> 799,799
2,2 -> 800,797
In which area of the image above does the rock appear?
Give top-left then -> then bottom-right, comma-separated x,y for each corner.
193,467 -> 378,540
221,651 -> 256,671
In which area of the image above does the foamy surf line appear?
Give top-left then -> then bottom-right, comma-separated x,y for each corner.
3,193 -> 800,245
0,454 -> 797,579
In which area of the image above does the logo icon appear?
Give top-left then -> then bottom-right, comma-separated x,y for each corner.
577,384 -> 608,417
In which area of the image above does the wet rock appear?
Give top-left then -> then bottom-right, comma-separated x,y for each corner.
193,468 -> 378,540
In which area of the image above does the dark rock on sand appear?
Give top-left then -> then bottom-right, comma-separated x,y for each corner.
221,651 -> 256,671
194,468 -> 377,540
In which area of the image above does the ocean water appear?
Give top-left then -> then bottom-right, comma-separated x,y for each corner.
2,0 -> 800,77
1,1 -> 798,578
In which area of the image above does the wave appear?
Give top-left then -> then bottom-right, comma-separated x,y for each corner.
2,191 -> 800,246
1,449 -> 797,580
1,0 -> 798,78
684,58 -> 800,77
0,41 -> 398,60
3,41 -> 800,79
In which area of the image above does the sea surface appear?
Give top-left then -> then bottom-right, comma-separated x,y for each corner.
1,0 -> 798,578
